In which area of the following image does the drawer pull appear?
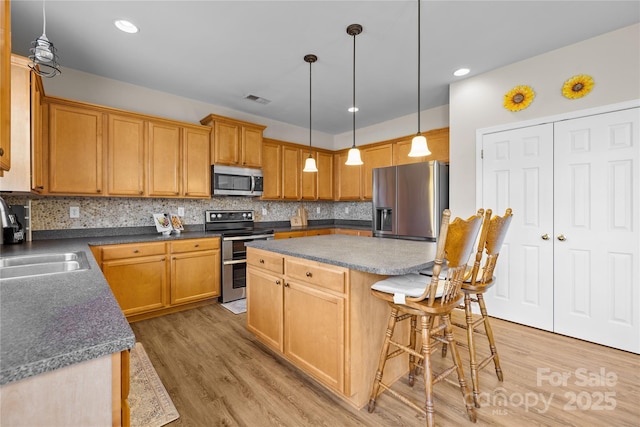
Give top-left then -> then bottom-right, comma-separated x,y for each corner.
133,249 -> 139,253
306,271 -> 312,278
275,280 -> 281,285
194,244 -> 200,247
284,282 -> 290,287
259,259 -> 265,264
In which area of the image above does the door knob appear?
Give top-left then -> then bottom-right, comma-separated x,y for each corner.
541,234 -> 550,240
557,234 -> 566,241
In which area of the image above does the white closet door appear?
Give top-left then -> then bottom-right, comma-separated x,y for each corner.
481,124 -> 554,331
553,108 -> 639,353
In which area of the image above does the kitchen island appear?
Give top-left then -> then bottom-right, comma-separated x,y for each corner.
245,234 -> 437,409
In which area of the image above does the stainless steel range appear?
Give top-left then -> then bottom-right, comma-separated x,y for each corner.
205,210 -> 274,303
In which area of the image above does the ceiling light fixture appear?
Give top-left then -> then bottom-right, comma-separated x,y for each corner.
114,19 -> 139,34
345,24 -> 363,166
28,0 -> 61,78
453,67 -> 470,77
303,54 -> 318,173
408,0 -> 431,157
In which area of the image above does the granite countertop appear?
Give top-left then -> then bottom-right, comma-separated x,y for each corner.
245,234 -> 437,275
0,231 -> 221,386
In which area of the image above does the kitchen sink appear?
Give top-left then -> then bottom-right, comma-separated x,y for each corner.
0,251 -> 91,280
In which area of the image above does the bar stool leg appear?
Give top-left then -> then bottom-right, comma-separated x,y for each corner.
464,293 -> 481,407
368,307 -> 399,413
478,294 -> 503,381
420,315 -> 436,427
408,315 -> 418,386
443,314 -> 477,423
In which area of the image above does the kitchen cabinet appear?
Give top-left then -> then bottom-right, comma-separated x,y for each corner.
147,121 -> 181,197
1,55 -> 43,192
95,237 -> 221,320
200,114 -> 266,168
301,151 -> 317,200
0,0 -> 10,174
170,238 -> 220,305
181,127 -> 211,198
334,228 -> 372,237
108,114 -> 145,196
261,139 -> 282,199
100,241 -> 169,317
274,229 -> 334,239
247,249 -> 347,393
47,102 -> 104,195
393,127 -> 449,165
317,151 -> 334,200
282,145 -> 301,199
334,151 -> 362,200
362,143 -> 393,200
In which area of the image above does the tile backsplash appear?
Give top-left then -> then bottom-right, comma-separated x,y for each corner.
1,195 -> 372,231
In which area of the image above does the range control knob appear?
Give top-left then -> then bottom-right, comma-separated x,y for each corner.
217,214 -> 222,219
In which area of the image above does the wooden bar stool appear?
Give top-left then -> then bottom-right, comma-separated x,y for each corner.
367,209 -> 483,427
439,208 -> 513,408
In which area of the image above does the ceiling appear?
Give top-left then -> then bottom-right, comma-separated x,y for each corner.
10,1 -> 640,135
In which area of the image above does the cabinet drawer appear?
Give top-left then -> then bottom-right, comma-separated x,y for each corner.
275,231 -> 306,239
171,238 -> 219,253
247,249 -> 284,275
286,258 -> 346,294
101,242 -> 166,261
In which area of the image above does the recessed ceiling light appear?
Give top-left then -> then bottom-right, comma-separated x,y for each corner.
348,106 -> 359,112
453,68 -> 470,77
114,20 -> 139,34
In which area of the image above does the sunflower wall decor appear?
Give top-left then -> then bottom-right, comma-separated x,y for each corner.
562,74 -> 595,99
504,85 -> 535,112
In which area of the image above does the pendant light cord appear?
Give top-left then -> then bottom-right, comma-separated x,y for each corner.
309,59 -> 312,155
352,30 -> 356,149
42,0 -> 47,36
417,0 -> 421,135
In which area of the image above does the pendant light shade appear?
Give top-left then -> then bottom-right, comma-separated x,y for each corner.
303,54 -> 318,173
345,24 -> 363,166
408,0 -> 431,157
29,0 -> 61,78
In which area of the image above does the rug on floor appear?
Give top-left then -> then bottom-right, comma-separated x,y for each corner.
221,298 -> 247,314
130,342 -> 179,427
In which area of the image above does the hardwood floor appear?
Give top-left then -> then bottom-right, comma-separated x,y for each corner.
130,303 -> 640,427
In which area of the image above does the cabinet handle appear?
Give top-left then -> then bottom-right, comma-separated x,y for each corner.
97,189 -> 101,193
162,257 -> 166,261
284,282 -> 290,287
194,244 -> 199,248
305,271 -> 312,278
259,259 -> 265,264
541,234 -> 550,240
0,148 -> 4,156
557,234 -> 567,241
275,280 -> 281,285
139,191 -> 143,195
133,249 -> 139,253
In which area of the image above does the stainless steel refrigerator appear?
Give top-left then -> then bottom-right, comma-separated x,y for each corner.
372,161 -> 449,241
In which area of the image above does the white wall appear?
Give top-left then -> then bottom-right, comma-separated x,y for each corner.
449,23 -> 640,216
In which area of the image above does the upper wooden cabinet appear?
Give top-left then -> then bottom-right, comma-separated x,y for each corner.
282,144 -> 301,200
147,121 -> 181,197
393,127 -> 450,165
200,114 -> 266,168
362,143 -> 393,200
181,127 -> 211,198
334,151 -> 362,201
108,114 -> 145,196
0,0 -> 11,174
317,151 -> 334,200
262,139 -> 282,199
48,102 -> 104,195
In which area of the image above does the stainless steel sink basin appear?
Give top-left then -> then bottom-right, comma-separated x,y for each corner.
0,251 -> 91,280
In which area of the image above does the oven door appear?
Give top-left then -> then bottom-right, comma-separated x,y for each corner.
221,234 -> 273,303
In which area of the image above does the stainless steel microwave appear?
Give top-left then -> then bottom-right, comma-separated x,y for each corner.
211,165 -> 264,196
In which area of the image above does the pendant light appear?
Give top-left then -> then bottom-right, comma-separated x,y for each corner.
408,0 -> 431,157
345,24 -> 363,166
29,0 -> 61,78
303,54 -> 319,173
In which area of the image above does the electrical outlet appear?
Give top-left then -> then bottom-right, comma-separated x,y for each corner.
345,207 -> 350,214
316,207 -> 321,214
262,208 -> 267,215
70,206 -> 80,218
177,207 -> 185,217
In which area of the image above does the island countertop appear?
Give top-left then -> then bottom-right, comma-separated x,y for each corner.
245,234 -> 437,275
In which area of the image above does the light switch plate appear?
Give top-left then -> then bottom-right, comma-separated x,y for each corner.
262,208 -> 267,215
316,207 -> 321,214
70,207 -> 80,218
177,207 -> 185,217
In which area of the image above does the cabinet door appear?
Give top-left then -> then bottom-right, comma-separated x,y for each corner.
182,127 -> 211,198
393,128 -> 450,165
48,103 -> 103,194
362,143 -> 393,200
301,151 -> 317,200
317,151 -> 334,200
102,255 -> 169,317
108,115 -> 145,196
282,145 -> 301,200
334,151 -> 361,200
261,140 -> 282,199
0,0 -> 10,173
241,126 -> 263,168
213,121 -> 240,165
274,231 -> 306,239
284,281 -> 345,392
171,249 -> 220,305
247,267 -> 284,351
148,121 -> 181,197
30,72 -> 44,192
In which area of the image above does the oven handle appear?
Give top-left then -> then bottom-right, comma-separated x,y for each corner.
223,234 -> 275,241
251,176 -> 256,193
223,259 -> 247,266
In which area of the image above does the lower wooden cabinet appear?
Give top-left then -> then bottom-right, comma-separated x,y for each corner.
274,228 -> 369,239
247,248 -> 348,394
94,237 -> 220,320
